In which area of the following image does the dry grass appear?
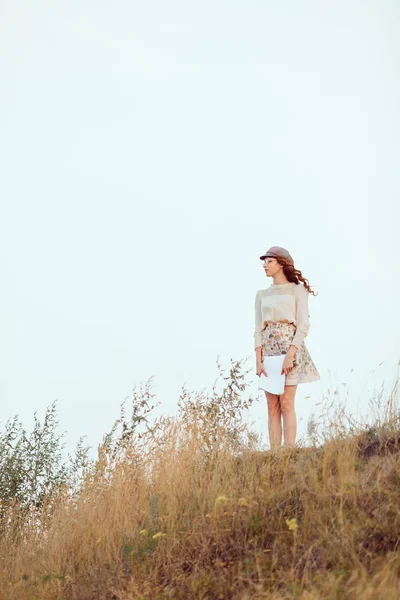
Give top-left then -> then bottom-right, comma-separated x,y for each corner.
1,374 -> 400,600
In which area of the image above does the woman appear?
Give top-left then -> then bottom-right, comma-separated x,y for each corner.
254,246 -> 320,450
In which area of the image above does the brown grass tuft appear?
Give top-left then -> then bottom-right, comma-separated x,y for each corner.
0,367 -> 399,599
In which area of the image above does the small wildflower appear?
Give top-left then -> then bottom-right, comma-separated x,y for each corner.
238,497 -> 248,507
286,518 -> 298,532
139,529 -> 148,536
215,495 -> 228,505
152,531 -> 167,540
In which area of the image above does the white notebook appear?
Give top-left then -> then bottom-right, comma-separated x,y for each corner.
258,354 -> 286,394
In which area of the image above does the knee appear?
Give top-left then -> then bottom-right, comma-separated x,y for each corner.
266,396 -> 281,417
280,397 -> 294,416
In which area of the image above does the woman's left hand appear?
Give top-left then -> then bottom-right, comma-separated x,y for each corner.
282,354 -> 296,375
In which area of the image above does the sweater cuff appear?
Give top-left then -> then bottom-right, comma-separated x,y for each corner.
291,329 -> 307,350
254,331 -> 262,349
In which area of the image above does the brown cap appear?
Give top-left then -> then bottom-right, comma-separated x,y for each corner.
259,246 -> 294,265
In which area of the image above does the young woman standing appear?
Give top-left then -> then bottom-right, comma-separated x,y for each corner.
254,246 -> 320,450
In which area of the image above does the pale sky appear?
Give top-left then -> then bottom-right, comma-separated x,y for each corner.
1,2 -> 399,454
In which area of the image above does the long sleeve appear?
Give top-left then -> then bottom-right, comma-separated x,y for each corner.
291,284 -> 310,350
254,290 -> 262,349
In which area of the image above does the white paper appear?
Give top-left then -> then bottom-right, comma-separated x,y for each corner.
258,354 -> 286,394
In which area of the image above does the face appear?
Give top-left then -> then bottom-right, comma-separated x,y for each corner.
262,257 -> 283,277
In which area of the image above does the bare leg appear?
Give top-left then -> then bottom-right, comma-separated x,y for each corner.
265,391 -> 282,450
279,384 -> 298,447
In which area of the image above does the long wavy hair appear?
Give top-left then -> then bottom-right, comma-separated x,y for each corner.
276,257 -> 318,296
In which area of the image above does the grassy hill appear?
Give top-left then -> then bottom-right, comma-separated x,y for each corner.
0,361 -> 399,599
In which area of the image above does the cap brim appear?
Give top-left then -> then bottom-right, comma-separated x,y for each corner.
259,253 -> 274,260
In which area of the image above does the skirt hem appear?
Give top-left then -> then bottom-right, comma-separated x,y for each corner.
285,374 -> 321,385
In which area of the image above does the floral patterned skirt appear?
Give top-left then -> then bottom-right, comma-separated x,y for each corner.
261,321 -> 320,386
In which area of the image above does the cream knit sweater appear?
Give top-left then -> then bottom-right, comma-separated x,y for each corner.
254,282 -> 311,351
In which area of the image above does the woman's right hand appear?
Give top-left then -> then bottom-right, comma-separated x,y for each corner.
256,360 -> 268,377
